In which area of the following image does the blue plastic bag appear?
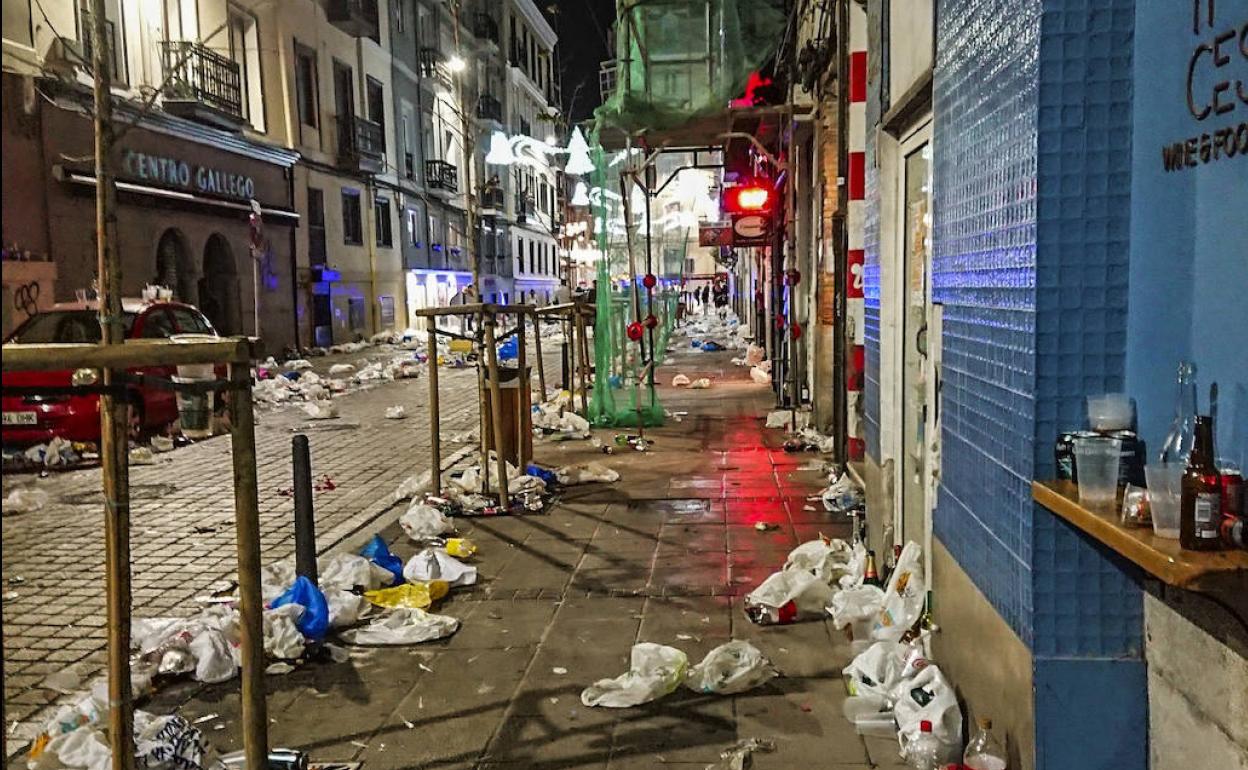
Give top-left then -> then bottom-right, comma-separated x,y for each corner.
270,575 -> 329,641
525,464 -> 557,485
497,336 -> 518,359
360,534 -> 404,585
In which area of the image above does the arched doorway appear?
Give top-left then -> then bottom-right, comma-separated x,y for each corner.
199,234 -> 241,334
154,228 -> 196,301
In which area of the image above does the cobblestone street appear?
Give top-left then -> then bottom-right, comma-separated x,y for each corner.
2,346 -> 559,743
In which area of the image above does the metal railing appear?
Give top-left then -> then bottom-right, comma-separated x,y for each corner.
425,159 -> 458,192
337,114 -> 385,164
326,0 -> 380,38
476,95 -> 502,122
161,40 -> 243,119
479,186 -> 505,209
418,47 -> 443,78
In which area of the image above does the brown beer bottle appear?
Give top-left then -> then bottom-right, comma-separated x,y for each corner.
1180,416 -> 1222,551
863,550 -> 883,587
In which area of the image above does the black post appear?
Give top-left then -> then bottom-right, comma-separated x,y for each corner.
292,434 -> 318,584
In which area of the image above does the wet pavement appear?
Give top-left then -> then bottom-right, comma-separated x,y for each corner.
131,343 -> 905,769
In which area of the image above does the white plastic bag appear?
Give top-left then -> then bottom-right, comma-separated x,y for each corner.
384,405 -> 406,419
684,641 -> 776,695
301,400 -> 338,420
339,608 -> 459,645
671,373 -> 691,387
688,377 -> 712,389
399,502 -> 456,540
3,487 -> 49,513
263,604 -> 306,659
285,359 -> 313,370
891,665 -> 963,764
784,537 -> 854,585
871,541 -> 925,642
556,462 -> 620,485
745,344 -> 766,366
750,366 -> 771,385
842,640 -> 908,700
325,588 -> 370,629
743,569 -> 834,625
581,643 -> 689,708
828,584 -> 886,639
394,469 -> 432,501
319,553 -> 387,592
135,714 -> 208,770
403,548 -> 477,587
328,363 -> 356,376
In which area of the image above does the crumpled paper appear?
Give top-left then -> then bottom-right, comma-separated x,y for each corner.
338,608 -> 459,645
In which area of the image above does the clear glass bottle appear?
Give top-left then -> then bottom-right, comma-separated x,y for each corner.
964,717 -> 1008,770
1159,361 -> 1198,465
906,720 -> 942,770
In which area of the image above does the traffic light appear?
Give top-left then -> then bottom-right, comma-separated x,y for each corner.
723,182 -> 773,214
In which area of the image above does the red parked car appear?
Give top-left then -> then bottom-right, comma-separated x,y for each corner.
1,299 -> 218,446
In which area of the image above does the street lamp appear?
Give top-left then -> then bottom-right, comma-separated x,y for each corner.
447,55 -> 467,73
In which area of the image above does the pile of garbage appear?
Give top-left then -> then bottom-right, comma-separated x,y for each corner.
531,391 -> 591,439
252,352 -> 425,410
581,639 -> 777,708
2,436 -> 87,471
683,312 -> 748,355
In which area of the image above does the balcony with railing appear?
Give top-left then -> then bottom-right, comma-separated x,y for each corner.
425,160 -> 458,193
515,193 -> 533,224
476,95 -> 502,123
160,41 -> 244,129
326,0 -> 379,40
337,114 -> 385,174
418,47 -> 444,78
473,13 -> 499,45
479,186 -> 505,211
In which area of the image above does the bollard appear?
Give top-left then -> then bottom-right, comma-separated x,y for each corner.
291,434 -> 318,585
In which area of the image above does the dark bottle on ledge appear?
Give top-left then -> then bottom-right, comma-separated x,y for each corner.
1180,416 -> 1223,551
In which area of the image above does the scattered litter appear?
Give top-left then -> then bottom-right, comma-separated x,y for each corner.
753,522 -> 778,532
684,641 -> 777,695
313,474 -> 337,492
265,662 -> 295,675
384,405 -> 406,419
784,537 -> 856,586
581,643 -> 688,708
871,542 -> 925,642
688,377 -> 712,389
893,665 -> 962,763
41,668 -> 83,694
359,535 -> 404,585
301,401 -> 338,420
339,608 -> 459,645
744,569 -> 835,625
3,488 -> 49,514
394,470 -> 432,501
286,359 -> 313,371
671,374 -> 691,387
556,462 -> 620,485
363,581 -> 450,610
328,363 -> 356,376
400,502 -> 457,540
128,446 -> 155,465
705,737 -> 775,770
822,468 -> 865,514
749,366 -> 771,385
444,538 -> 478,558
270,575 -> 330,641
403,549 -> 477,587
828,584 -> 886,640
552,667 -> 568,675
151,435 -> 175,453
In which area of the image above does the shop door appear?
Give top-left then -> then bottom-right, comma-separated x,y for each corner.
898,123 -> 935,548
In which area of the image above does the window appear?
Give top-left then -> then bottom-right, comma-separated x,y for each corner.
170,307 -> 213,334
406,208 -> 421,246
375,197 -> 392,247
394,0 -> 406,34
348,297 -> 366,331
228,6 -> 265,132
140,309 -> 176,338
342,189 -> 363,245
516,236 -> 524,272
366,76 -> 385,142
294,42 -> 318,129
308,187 -> 326,264
528,240 -> 535,274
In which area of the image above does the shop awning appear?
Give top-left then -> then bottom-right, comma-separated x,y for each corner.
53,166 -> 300,224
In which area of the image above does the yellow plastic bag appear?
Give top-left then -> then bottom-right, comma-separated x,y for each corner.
364,580 -> 450,610
445,538 -> 478,558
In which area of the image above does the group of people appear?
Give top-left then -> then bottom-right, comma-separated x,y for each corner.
682,283 -> 726,313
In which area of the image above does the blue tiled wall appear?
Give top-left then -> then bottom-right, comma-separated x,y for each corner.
931,0 -> 1042,645
863,3 -> 883,461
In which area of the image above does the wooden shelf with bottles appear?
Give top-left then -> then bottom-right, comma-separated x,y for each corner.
1033,480 -> 1248,590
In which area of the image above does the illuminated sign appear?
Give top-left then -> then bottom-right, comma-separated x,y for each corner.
122,150 -> 257,199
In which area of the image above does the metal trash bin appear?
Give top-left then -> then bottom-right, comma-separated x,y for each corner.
483,366 -> 532,466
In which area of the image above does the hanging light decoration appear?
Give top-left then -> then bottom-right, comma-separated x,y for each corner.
571,181 -> 590,207
626,321 -> 644,342
485,131 -> 516,165
563,126 -> 595,176
642,274 -> 657,289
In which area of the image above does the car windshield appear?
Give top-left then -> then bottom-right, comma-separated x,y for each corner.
6,311 -> 136,344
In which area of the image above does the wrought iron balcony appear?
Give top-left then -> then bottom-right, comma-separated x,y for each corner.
326,0 -> 379,39
476,95 -> 502,122
418,47 -> 443,78
515,193 -> 533,224
479,186 -> 505,210
473,13 -> 499,44
425,160 -> 458,192
337,115 -> 385,174
160,40 -> 244,129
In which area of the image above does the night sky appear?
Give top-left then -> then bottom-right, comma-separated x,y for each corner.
541,0 -> 617,123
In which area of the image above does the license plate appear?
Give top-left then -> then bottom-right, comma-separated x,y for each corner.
2,412 -> 38,426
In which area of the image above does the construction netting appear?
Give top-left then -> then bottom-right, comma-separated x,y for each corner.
594,0 -> 787,132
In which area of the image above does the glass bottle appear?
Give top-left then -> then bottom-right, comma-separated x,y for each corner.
964,717 -> 1008,770
1159,361 -> 1198,465
906,720 -> 942,770
863,550 -> 882,587
1180,416 -> 1222,551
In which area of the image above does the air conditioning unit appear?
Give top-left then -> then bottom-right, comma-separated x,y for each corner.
43,36 -> 85,79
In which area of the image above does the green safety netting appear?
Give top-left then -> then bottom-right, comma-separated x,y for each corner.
594,0 -> 786,133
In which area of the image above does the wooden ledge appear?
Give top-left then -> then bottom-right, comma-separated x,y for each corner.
1033,480 -> 1248,590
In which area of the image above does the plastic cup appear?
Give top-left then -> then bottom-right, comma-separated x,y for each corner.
1144,464 -> 1183,539
1074,436 -> 1122,507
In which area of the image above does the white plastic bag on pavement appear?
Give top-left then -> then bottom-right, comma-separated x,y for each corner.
764,410 -> 791,429
325,588 -> 370,629
671,373 -> 691,387
784,537 -> 854,585
135,713 -> 208,770
403,548 -> 477,587
556,462 -> 620,485
4,487 -> 49,513
394,469 -> 432,501
339,608 -> 459,645
399,502 -> 456,541
828,584 -> 886,639
842,640 -> 908,701
706,738 -> 775,770
750,366 -> 771,385
264,603 -> 306,659
581,643 -> 689,708
745,344 -> 766,366
319,553 -> 390,592
743,569 -> 834,625
328,363 -> 356,376
871,541 -> 925,642
284,359 -> 313,371
891,664 -> 963,763
689,377 -> 712,389
35,727 -> 112,770
839,542 -> 869,589
185,626 -> 237,683
684,641 -> 777,695
384,405 -> 406,419
301,400 -> 338,419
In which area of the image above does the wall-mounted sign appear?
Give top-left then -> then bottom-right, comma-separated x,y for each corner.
122,150 -> 257,200
698,222 -> 732,247
731,213 -> 771,246
1161,3 -> 1248,172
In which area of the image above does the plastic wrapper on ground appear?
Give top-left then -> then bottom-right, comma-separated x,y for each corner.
403,548 -> 477,587
581,643 -> 689,708
684,641 -> 777,695
4,487 -> 49,514
556,462 -> 620,485
339,608 -> 459,645
363,581 -> 449,610
743,569 -> 835,625
783,537 -> 854,585
400,502 -> 456,540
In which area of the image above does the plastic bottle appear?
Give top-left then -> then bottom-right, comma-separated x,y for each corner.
906,720 -> 942,770
964,717 -> 1008,770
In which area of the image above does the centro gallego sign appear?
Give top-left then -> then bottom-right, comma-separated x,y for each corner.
122,149 -> 257,200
